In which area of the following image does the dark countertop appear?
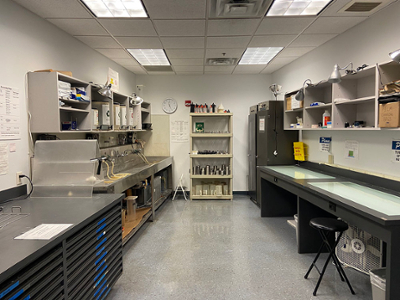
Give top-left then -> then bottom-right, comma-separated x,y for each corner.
0,193 -> 123,283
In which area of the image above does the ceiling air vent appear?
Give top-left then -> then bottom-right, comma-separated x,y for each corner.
338,0 -> 384,13
207,58 -> 238,65
345,2 -> 381,11
211,0 -> 269,18
143,66 -> 173,72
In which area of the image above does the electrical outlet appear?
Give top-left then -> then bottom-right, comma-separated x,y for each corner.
16,171 -> 23,185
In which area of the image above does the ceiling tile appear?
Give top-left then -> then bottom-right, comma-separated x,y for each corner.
98,19 -> 157,36
142,0 -> 206,19
95,49 -> 132,59
153,20 -> 206,36
173,66 -> 204,72
161,37 -> 205,49
48,19 -> 108,36
321,0 -> 392,17
261,57 -> 298,73
207,19 -> 260,36
175,72 -> 204,75
304,17 -> 367,34
125,66 -> 147,74
278,47 -> 315,57
290,34 -> 337,47
170,59 -> 204,66
256,17 -> 315,35
165,49 -> 205,59
111,58 -> 140,66
207,36 -> 252,49
74,36 -> 120,49
13,0 -> 92,18
205,49 -> 245,59
204,66 -> 235,72
115,37 -> 162,48
249,35 -> 297,47
233,65 -> 266,74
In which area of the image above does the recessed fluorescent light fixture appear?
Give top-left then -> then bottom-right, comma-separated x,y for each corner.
266,0 -> 332,16
239,47 -> 283,65
81,0 -> 147,18
127,49 -> 170,66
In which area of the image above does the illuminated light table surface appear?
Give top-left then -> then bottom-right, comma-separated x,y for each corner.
257,165 -> 400,300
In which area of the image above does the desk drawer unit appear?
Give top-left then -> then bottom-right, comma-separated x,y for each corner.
0,246 -> 64,300
66,204 -> 122,300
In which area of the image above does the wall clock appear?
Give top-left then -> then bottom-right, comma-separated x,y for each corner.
162,98 -> 178,114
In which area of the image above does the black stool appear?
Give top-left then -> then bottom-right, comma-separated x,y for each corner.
304,217 -> 355,296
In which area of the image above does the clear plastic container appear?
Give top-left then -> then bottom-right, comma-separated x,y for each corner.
370,268 -> 386,300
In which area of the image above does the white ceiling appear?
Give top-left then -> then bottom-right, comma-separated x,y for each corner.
12,0 -> 395,75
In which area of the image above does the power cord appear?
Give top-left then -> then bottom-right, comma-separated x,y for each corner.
20,175 -> 34,199
0,175 -> 34,205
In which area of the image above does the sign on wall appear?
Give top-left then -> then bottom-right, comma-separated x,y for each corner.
319,137 -> 331,152
392,140 -> 400,163
108,68 -> 119,92
0,85 -> 20,140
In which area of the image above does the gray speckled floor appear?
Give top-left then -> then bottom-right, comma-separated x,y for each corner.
109,195 -> 372,300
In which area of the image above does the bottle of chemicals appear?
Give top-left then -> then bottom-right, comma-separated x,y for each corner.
322,110 -> 331,127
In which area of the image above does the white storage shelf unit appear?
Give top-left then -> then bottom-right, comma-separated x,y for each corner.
190,113 -> 233,201
284,61 -> 400,131
28,72 -> 151,133
28,72 -> 92,133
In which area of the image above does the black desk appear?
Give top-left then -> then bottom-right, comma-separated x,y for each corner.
257,165 -> 400,300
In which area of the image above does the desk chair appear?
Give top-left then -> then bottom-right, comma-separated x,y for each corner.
305,217 -> 355,296
172,174 -> 188,201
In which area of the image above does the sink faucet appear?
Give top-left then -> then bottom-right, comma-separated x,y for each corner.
90,156 -> 108,175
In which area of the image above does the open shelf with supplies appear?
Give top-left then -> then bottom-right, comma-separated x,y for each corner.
27,72 -> 152,134
190,113 -> 233,200
28,71 -> 92,132
283,61 -> 400,131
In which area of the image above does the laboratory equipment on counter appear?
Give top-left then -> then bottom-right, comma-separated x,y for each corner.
114,102 -> 121,130
248,101 -> 298,206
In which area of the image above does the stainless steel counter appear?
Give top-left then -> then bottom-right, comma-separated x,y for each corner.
93,156 -> 173,194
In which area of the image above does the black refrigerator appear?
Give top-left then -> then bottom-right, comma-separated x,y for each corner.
248,101 -> 298,206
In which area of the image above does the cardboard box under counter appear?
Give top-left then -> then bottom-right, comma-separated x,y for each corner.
379,101 -> 400,128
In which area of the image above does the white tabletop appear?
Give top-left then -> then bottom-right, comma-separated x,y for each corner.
309,181 -> 400,216
264,166 -> 335,180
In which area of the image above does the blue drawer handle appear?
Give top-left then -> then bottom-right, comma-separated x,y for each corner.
95,273 -> 106,288
96,260 -> 106,271
94,265 -> 108,282
96,237 -> 107,250
97,218 -> 106,226
97,284 -> 108,300
96,246 -> 105,257
0,281 -> 19,298
95,251 -> 107,266
9,289 -> 24,300
23,296 -> 30,300
97,231 -> 106,240
103,288 -> 111,300
94,279 -> 107,297
96,223 -> 106,233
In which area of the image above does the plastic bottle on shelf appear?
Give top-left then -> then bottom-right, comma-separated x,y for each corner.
322,110 -> 331,127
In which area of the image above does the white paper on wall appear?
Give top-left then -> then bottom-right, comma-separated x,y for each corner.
108,68 -> 119,92
0,85 -> 20,140
345,140 -> 359,160
171,120 -> 188,143
0,142 -> 8,175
